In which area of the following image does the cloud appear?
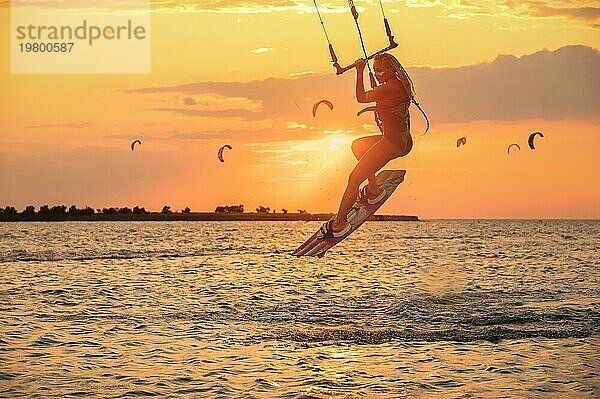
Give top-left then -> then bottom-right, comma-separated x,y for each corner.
0,0 -> 350,14
123,73 -> 353,126
150,107 -> 263,120
415,45 -> 600,122
27,122 -> 94,129
125,45 -> 599,127
151,0 -> 301,13
402,0 -> 600,27
4,0 -> 152,11
3,0 -> 598,26
100,128 -> 257,144
101,132 -> 164,142
504,1 -> 600,27
166,128 -> 254,142
251,47 -> 273,54
3,0 -> 305,13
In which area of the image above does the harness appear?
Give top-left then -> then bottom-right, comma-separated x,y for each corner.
358,98 -> 430,135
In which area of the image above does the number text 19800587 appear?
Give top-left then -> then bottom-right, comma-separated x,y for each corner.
18,42 -> 74,52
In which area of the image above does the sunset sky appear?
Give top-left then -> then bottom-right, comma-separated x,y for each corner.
1,0 -> 599,218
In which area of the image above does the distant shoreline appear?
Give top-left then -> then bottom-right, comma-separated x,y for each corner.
0,212 -> 420,222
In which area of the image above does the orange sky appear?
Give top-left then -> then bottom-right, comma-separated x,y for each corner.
1,1 -> 599,218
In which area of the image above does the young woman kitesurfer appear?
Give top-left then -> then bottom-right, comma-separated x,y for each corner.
320,52 -> 417,238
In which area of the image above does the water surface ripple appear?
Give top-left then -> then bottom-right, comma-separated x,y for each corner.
1,220 -> 599,398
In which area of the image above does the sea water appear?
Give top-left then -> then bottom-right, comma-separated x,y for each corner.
0,220 -> 598,398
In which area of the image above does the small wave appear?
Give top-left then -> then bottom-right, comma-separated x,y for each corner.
302,387 -> 363,399
486,366 -> 523,374
172,376 -> 193,384
402,236 -> 453,240
40,289 -> 69,295
114,390 -> 161,398
0,372 -> 20,380
278,325 -> 594,344
31,334 -> 62,348
254,377 -> 280,389
431,379 -> 464,388
0,250 -> 214,263
62,340 -> 102,348
65,392 -> 95,397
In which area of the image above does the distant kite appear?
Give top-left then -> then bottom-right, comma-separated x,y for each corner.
218,144 -> 232,162
312,100 -> 334,117
357,106 -> 376,117
507,143 -> 521,154
456,137 -> 467,148
130,140 -> 141,151
528,131 -> 544,149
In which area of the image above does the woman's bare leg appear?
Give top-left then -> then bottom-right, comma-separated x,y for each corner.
332,139 -> 400,231
351,136 -> 384,196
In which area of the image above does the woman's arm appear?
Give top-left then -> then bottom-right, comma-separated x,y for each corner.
355,59 -> 395,103
355,59 -> 368,103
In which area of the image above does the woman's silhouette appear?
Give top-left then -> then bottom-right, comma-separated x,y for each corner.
320,53 -> 417,238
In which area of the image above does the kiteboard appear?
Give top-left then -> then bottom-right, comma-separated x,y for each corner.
292,169 -> 406,258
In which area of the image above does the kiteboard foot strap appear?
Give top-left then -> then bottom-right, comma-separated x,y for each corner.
318,219 -> 352,239
358,185 -> 386,205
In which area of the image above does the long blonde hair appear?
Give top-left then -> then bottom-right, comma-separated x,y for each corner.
374,53 -> 415,100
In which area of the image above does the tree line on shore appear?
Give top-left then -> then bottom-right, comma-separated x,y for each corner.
0,205 -> 149,216
0,204 -> 308,216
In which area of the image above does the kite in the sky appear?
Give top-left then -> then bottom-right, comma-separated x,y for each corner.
130,140 -> 141,151
312,100 -> 334,117
507,143 -> 521,154
528,131 -> 544,149
218,144 -> 232,162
